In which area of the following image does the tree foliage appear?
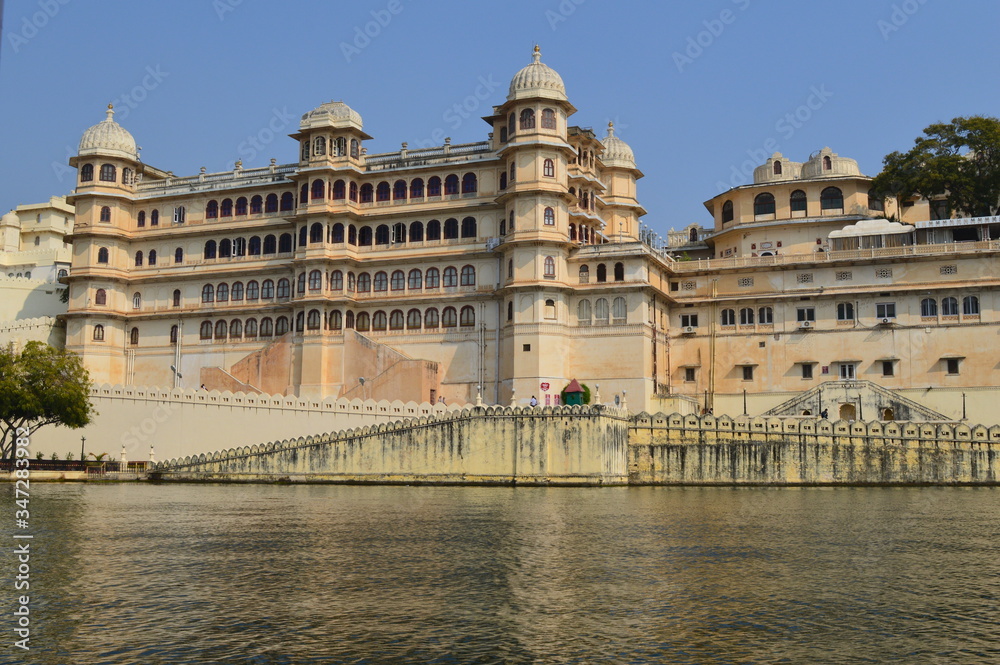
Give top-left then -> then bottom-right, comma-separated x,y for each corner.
0,342 -> 95,459
872,116 -> 1000,218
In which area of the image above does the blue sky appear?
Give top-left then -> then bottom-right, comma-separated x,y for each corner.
1,0 -> 997,236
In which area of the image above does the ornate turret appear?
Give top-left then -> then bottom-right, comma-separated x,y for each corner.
507,46 -> 568,103
601,122 -> 636,170
79,105 -> 139,161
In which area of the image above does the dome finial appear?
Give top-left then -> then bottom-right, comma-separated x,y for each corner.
607,121 -> 615,136
532,44 -> 541,63
106,104 -> 114,121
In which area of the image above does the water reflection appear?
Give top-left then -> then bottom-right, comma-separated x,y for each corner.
2,485 -> 999,664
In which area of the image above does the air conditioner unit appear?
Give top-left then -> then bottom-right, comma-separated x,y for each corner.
880,318 -> 892,325
682,326 -> 696,334
799,321 -> 812,329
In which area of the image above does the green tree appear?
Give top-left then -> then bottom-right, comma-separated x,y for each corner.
0,342 -> 95,459
872,116 -> 1000,218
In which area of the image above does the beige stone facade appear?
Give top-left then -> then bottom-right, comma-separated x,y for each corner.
58,48 -> 1000,424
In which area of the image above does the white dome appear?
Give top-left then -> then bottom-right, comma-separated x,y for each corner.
801,147 -> 861,179
1,210 -> 20,227
79,105 -> 138,160
601,122 -> 635,169
300,100 -> 364,131
507,46 -> 567,102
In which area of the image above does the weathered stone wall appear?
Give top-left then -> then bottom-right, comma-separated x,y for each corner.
151,405 -> 630,486
629,413 -> 1000,485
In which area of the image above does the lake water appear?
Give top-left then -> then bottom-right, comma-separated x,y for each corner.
4,484 -> 1000,664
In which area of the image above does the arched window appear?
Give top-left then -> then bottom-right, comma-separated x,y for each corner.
444,218 -> 459,239
81,164 -> 94,181
500,172 -> 507,190
129,327 -> 139,346
428,176 -> 442,197
790,190 -> 807,213
963,295 -> 980,315
754,193 -> 776,216
203,240 -> 217,260
276,233 -> 291,254
519,108 -> 535,129
461,217 -> 477,238
375,225 -> 390,245
443,266 -> 458,287
313,136 -> 326,156
868,189 -> 884,212
264,194 -> 278,213
920,298 -> 938,317
410,178 -> 424,198
393,222 -> 406,244
820,187 -> 843,210
137,211 -> 146,227
393,180 -> 407,200
330,310 -> 343,331
100,164 -> 116,182
200,321 -> 213,340
612,297 -> 627,321
257,279 -> 271,300
248,318 -> 261,338
406,309 -> 421,330
235,197 -> 248,215
595,298 -> 609,324
442,307 -> 458,328
216,283 -> 229,302
614,262 -> 624,281
324,271 -> 340,292
721,309 -> 736,326
229,281 -> 243,301
229,320 -> 242,340
409,221 -> 424,242
350,139 -> 360,159
357,273 -> 371,292
389,309 -> 404,330
578,265 -> 590,283
758,307 -> 773,324
94,288 -> 107,305
577,300 -> 592,324
334,137 -> 346,156
372,310 -> 387,331
722,200 -> 734,224
773,160 -> 782,175
445,174 -> 459,195
390,270 -> 405,291
148,250 -> 157,266
415,307 -> 434,330
220,199 -> 233,217
373,271 -> 388,292
280,192 -> 294,211
219,238 -> 232,259
408,269 -> 422,290
360,183 -> 374,203
356,312 -> 370,332
172,289 -> 181,307
330,180 -> 345,200
308,271 -> 322,291
327,223 -> 343,244
354,226 -> 369,246
295,312 -> 304,332
596,264 -> 607,283
426,219 -> 441,241
171,247 -> 182,264
310,222 -> 324,244
215,320 -> 228,340
460,306 -> 475,327
134,251 -> 143,267
100,206 -> 111,223
740,307 -> 755,325
823,155 -> 832,170
268,317 -> 282,336
277,278 -> 290,299
242,281 -> 257,301
543,159 -> 555,178
244,236 -> 259,256
307,309 -> 321,330
508,112 -> 516,136
202,284 -> 214,303
544,256 -> 556,278
425,267 -> 440,289
460,265 -> 476,286
941,297 -> 959,316
376,181 -> 390,201
541,208 -> 556,228
248,195 -> 262,215
298,226 -> 308,248
509,162 -> 516,183
296,273 -> 306,294
541,108 -> 556,129
462,172 -> 477,194
311,179 -> 325,201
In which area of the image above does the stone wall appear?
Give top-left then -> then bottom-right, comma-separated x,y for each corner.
150,405 -> 630,486
629,413 -> 1000,485
0,316 -> 65,348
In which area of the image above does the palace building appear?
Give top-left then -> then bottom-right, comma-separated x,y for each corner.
60,47 -> 1000,420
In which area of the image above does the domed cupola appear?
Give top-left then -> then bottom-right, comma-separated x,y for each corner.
300,100 -> 365,132
78,105 -> 138,161
601,122 -> 636,169
507,46 -> 567,103
801,147 -> 862,179
753,152 -> 803,183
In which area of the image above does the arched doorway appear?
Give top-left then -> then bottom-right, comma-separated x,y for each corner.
801,409 -> 812,416
882,408 -> 895,421
839,403 -> 856,421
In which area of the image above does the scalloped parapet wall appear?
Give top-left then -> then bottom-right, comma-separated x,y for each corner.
0,316 -> 62,332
